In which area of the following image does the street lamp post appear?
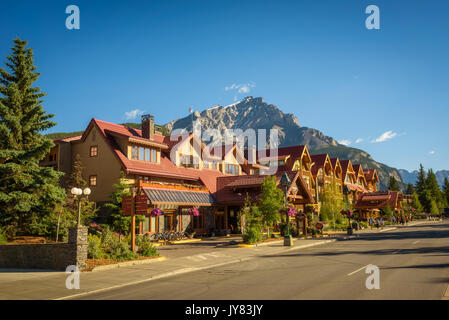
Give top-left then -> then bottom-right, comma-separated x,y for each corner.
70,187 -> 91,226
280,172 -> 293,246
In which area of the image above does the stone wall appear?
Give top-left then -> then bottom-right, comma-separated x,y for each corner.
0,226 -> 88,271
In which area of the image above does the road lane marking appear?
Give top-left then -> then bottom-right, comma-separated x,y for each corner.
54,239 -> 336,300
412,240 -> 420,244
347,265 -> 370,276
443,285 -> 449,300
379,227 -> 397,232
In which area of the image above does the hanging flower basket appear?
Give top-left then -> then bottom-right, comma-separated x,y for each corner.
188,207 -> 200,216
340,209 -> 353,217
287,206 -> 297,217
150,208 -> 164,216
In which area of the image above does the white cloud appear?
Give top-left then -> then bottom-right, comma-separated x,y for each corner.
225,82 -> 255,94
125,109 -> 145,120
355,138 -> 363,143
429,150 -> 435,155
371,131 -> 398,143
338,140 -> 351,146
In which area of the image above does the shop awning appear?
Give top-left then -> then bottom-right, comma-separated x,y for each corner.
142,187 -> 214,206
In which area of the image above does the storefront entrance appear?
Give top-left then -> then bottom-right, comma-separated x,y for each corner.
227,206 -> 240,234
164,211 -> 178,231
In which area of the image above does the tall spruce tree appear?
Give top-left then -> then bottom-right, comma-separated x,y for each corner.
426,169 -> 444,212
388,176 -> 401,191
0,38 -> 65,236
443,178 -> 449,208
405,184 -> 415,195
410,192 -> 423,213
415,164 -> 429,212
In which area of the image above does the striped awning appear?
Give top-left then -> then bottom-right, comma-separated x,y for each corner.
143,187 -> 214,206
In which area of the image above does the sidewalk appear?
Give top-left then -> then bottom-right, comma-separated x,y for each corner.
0,237 -> 334,300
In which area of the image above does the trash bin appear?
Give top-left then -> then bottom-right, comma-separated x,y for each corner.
347,227 -> 353,235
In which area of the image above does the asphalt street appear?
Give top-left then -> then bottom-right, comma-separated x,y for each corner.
75,221 -> 449,300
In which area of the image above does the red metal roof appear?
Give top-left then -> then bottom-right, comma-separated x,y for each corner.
87,118 -> 227,193
354,191 -> 403,210
310,154 -> 331,176
215,170 -> 314,205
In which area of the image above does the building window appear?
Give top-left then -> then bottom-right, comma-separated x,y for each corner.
180,154 -> 199,168
145,148 -> 150,161
193,157 -> 199,169
151,149 -> 157,163
132,146 -> 138,160
139,147 -> 145,161
226,164 -> 239,175
192,211 -> 204,229
89,175 -> 97,186
90,146 -> 98,157
131,145 -> 158,163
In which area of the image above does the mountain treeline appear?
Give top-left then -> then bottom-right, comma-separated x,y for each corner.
403,164 -> 449,215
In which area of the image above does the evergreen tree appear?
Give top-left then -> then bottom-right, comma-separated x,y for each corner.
443,178 -> 449,205
442,178 -> 449,208
415,164 -> 429,212
410,192 -> 423,213
405,184 -> 415,195
258,176 -> 284,238
426,169 -> 444,213
430,199 -> 439,216
103,172 -> 145,238
0,38 -> 65,236
388,176 -> 401,191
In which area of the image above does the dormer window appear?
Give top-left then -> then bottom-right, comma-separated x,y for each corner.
131,144 -> 158,163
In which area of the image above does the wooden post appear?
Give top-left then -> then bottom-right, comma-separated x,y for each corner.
131,189 -> 136,252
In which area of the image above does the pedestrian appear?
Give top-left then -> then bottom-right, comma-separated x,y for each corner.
392,215 -> 396,225
375,218 -> 379,229
369,217 -> 374,230
380,217 -> 384,229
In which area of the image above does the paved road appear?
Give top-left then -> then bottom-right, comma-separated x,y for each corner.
75,221 -> 449,300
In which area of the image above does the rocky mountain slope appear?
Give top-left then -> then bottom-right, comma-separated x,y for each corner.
399,169 -> 449,187
164,96 -> 403,190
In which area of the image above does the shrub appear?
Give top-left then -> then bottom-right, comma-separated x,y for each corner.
243,228 -> 261,244
136,234 -> 159,257
88,234 -> 104,259
100,226 -> 117,250
138,241 -> 159,257
108,239 -> 138,261
279,222 -> 296,236
0,227 -> 7,244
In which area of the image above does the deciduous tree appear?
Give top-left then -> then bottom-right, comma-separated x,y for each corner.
258,176 -> 284,238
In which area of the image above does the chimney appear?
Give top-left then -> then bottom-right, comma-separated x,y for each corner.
141,114 -> 155,140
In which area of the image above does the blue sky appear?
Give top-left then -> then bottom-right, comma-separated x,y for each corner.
1,0 -> 448,172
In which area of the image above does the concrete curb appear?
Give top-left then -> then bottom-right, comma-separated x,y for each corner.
236,235 -> 331,247
170,239 -> 202,244
90,256 -> 166,272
